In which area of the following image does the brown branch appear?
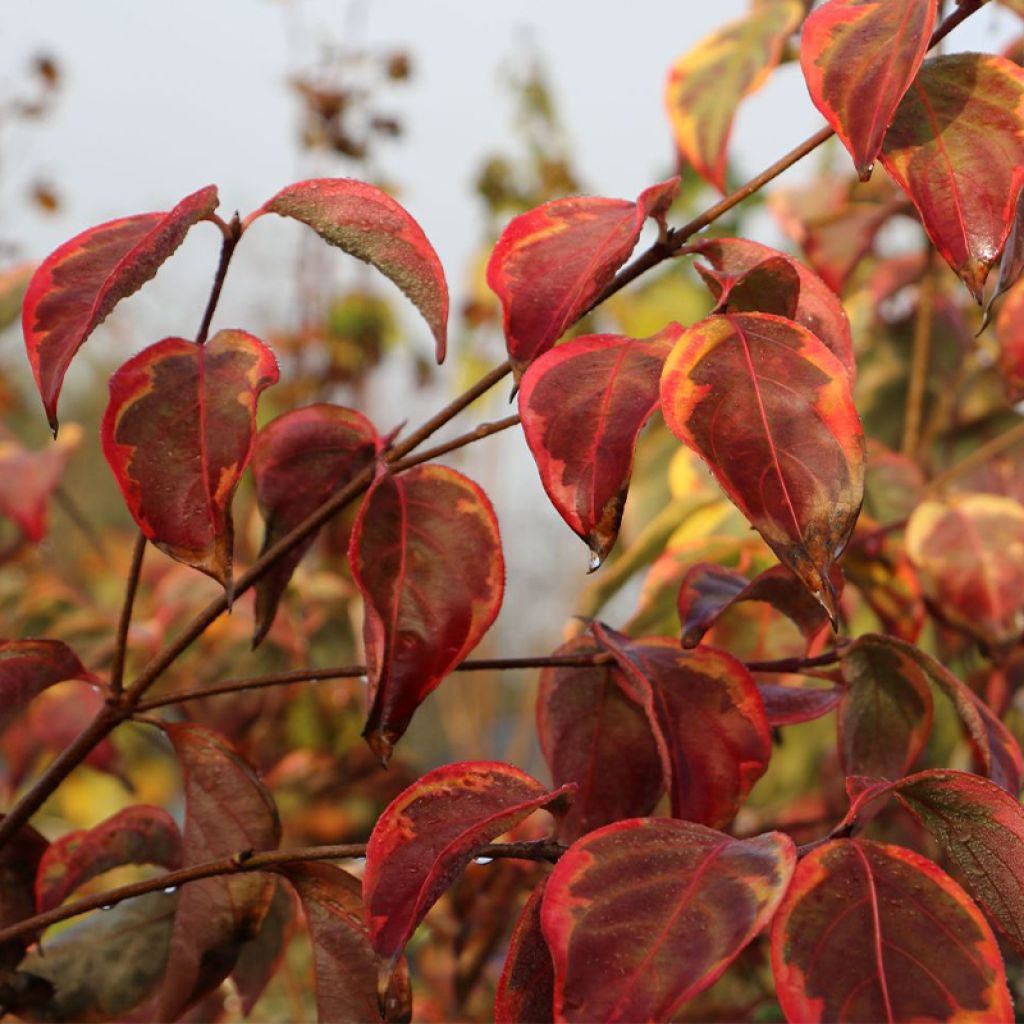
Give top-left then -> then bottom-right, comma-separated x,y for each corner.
134,647 -> 845,713
109,532 -> 147,699
389,414 -> 522,473
0,838 -> 567,947
52,485 -> 107,559
196,214 -> 242,345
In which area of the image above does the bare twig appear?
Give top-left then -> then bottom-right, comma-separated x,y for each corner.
109,532 -> 147,699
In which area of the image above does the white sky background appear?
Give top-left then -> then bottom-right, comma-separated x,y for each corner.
1,1 -> 1021,708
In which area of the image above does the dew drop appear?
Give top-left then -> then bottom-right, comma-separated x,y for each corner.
587,550 -> 602,573
473,856 -> 493,866
100,904 -> 113,911
163,886 -> 177,895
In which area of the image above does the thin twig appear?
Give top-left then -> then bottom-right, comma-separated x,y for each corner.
925,419 -> 1024,495
52,485 -> 106,559
109,532 -> 147,699
389,415 -> 521,473
902,248 -> 937,458
134,647 -> 844,713
0,838 -> 567,948
196,214 -> 242,345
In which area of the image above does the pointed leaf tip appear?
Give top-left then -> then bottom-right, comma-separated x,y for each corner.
23,185 -> 219,431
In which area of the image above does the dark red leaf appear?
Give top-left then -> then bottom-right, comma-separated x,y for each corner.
249,178 -> 448,362
839,633 -> 934,779
35,805 -> 183,913
543,818 -> 795,1022
101,329 -> 279,590
665,3 -> 804,192
592,624 -> 771,828
849,634 -> 1023,793
757,682 -> 843,726
686,237 -> 855,377
536,637 -> 664,841
660,311 -> 865,623
143,723 -> 281,1021
800,0 -> 936,178
363,761 -> 572,968
906,494 -> 1024,649
0,820 -> 48,969
888,769 -> 1024,956
0,424 -> 80,541
518,325 -> 680,568
771,838 -> 1012,1022
880,54 -> 1024,301
0,638 -> 97,734
495,879 -> 555,1024
278,862 -> 410,1023
486,178 -> 680,378
251,403 -> 380,647
22,185 -> 218,433
677,562 -> 831,649
349,465 -> 504,762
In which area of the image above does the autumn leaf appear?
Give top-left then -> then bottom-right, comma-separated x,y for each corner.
0,638 -> 97,734
800,0 -> 936,178
906,494 -> 1024,649
487,178 -> 680,378
0,424 -> 81,542
536,637 -> 664,841
249,178 -> 449,361
665,2 -> 804,191
495,880 -> 555,1024
363,761 -> 572,969
251,403 -> 380,647
660,311 -> 865,622
543,818 -> 794,1022
21,185 -> 218,433
101,329 -> 279,591
518,325 -> 680,568
772,839 -> 1012,1022
349,465 -> 504,762
880,54 -> 1024,301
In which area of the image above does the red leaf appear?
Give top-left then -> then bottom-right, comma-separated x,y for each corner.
0,638 -> 97,734
850,634 -> 1023,793
880,54 -> 1024,301
888,769 -> 1024,956
518,325 -> 680,568
536,637 -> 664,841
686,237 -> 855,378
22,185 -> 218,433
665,3 -> 804,192
839,634 -> 934,779
758,681 -> 843,726
249,178 -> 448,362
906,494 -> 1024,649
278,862 -> 410,1023
592,624 -> 771,828
771,839 -> 1012,1022
486,177 -> 680,378
995,277 -> 1024,401
0,424 -> 81,541
251,403 -> 380,647
677,562 -> 831,649
35,805 -> 183,913
349,465 -> 504,762
660,312 -> 865,623
543,818 -> 795,1022
363,761 -> 572,968
101,329 -> 279,590
800,0 -> 936,178
495,880 -> 555,1024
144,723 -> 281,1021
